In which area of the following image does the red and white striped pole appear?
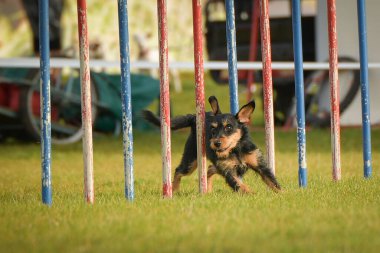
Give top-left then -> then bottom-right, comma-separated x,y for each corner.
157,0 -> 172,198
259,0 -> 275,174
327,0 -> 341,181
191,0 -> 207,194
77,0 -> 94,203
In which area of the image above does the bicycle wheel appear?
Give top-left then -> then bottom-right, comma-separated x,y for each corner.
284,56 -> 360,128
19,69 -> 98,144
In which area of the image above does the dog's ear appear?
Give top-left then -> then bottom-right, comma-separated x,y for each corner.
208,96 -> 222,115
235,100 -> 255,124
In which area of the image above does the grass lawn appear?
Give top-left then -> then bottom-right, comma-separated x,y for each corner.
1,73 -> 379,252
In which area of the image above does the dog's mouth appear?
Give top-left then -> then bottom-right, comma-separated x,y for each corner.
215,144 -> 232,153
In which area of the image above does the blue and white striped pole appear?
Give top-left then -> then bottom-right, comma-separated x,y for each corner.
39,0 -> 52,205
117,0 -> 134,200
225,0 -> 239,114
357,0 -> 372,178
291,0 -> 307,187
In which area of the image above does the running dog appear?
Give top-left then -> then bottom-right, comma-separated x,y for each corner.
142,96 -> 281,193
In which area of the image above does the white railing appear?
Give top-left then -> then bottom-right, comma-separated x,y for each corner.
1,57 -> 380,70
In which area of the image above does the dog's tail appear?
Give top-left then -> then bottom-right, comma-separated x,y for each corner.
142,110 -> 195,130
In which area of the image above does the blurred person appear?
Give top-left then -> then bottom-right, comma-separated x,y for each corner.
21,0 -> 64,56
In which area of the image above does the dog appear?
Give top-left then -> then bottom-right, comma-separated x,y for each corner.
142,96 -> 281,193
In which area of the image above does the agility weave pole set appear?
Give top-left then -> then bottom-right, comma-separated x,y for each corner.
153,0 -> 372,197
156,0 -> 373,194
157,0 -> 208,197
325,0 -> 373,180
274,0 -> 372,183
38,0 -> 373,204
39,0 -> 134,205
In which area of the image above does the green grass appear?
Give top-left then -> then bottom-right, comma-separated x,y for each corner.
1,74 -> 380,252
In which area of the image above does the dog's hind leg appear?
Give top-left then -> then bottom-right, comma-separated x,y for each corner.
207,165 -> 218,193
173,160 -> 197,192
172,133 -> 197,192
243,149 -> 281,192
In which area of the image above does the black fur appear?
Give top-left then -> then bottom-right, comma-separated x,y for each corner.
142,96 -> 281,193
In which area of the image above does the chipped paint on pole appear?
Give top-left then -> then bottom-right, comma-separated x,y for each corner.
117,0 -> 134,200
327,0 -> 341,181
192,0 -> 207,194
357,0 -> 372,178
39,0 -> 52,205
225,0 -> 239,115
259,0 -> 275,174
157,0 -> 172,198
77,0 -> 94,203
291,0 -> 308,187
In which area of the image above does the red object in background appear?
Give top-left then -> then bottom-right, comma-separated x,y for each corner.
246,0 -> 260,102
0,83 -> 58,121
31,92 -> 40,116
0,84 -> 21,111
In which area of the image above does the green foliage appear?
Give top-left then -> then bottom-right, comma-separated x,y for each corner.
0,7 -> 32,56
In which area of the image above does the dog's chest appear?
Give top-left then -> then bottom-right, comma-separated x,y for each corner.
215,155 -> 247,174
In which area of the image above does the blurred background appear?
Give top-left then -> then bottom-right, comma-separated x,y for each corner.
0,0 -> 379,144
0,0 -> 196,61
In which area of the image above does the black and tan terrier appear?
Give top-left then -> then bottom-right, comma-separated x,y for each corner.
143,96 -> 281,194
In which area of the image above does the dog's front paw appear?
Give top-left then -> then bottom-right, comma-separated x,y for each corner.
239,184 -> 253,194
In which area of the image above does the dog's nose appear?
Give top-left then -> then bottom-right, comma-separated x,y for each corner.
214,140 -> 221,148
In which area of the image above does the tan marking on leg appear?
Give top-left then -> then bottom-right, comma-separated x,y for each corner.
263,177 -> 282,193
188,160 -> 197,174
207,165 -> 218,193
243,150 -> 281,192
233,176 -> 252,194
242,149 -> 261,168
172,172 -> 183,192
172,160 -> 197,192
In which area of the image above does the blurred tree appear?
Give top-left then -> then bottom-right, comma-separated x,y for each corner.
0,0 -> 199,61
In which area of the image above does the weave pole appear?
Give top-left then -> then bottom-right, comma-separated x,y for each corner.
39,0 -> 52,205
259,0 -> 275,174
117,0 -> 134,200
225,0 -> 239,114
77,0 -> 94,203
357,0 -> 372,178
326,0 -> 341,181
246,0 -> 260,102
157,0 -> 172,198
291,0 -> 307,187
192,0 -> 207,194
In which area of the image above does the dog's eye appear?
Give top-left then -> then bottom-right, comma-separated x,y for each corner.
211,127 -> 217,135
225,124 -> 233,133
